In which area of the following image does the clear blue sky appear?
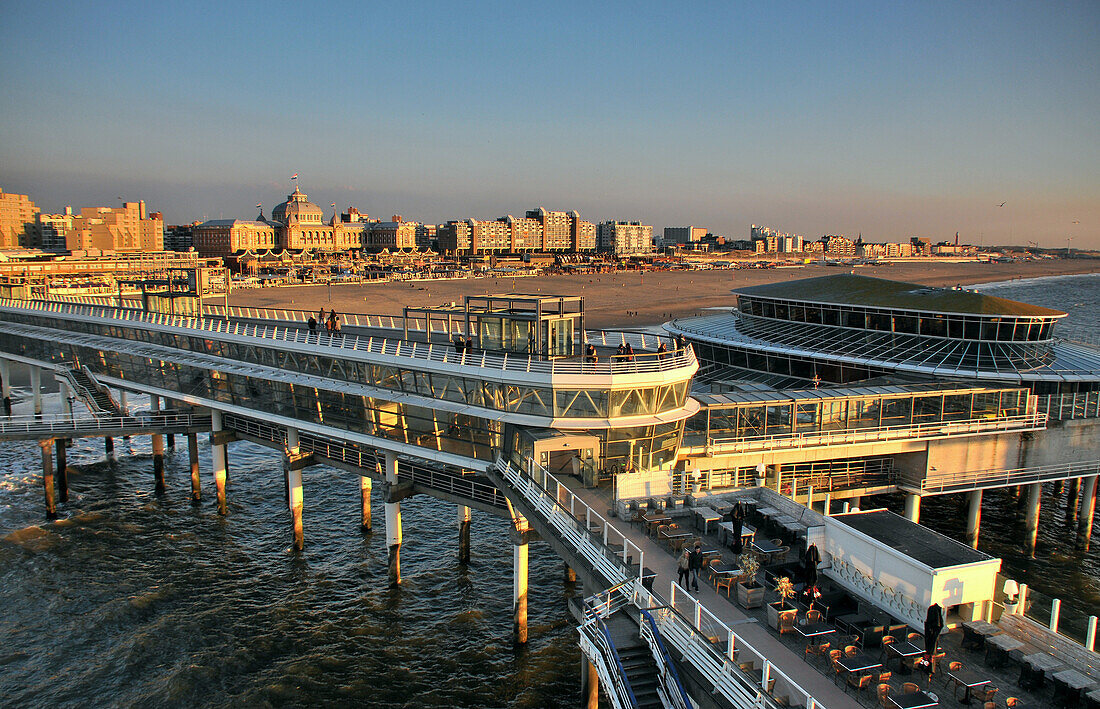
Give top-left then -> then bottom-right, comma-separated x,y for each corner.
2,0 -> 1097,248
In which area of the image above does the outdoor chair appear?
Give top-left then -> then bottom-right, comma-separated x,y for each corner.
1005,697 -> 1021,708
806,609 -> 823,624
778,611 -> 797,635
828,649 -> 843,684
876,683 -> 891,709
844,645 -> 858,657
846,671 -> 872,695
804,640 -> 830,664
902,682 -> 920,695
944,661 -> 964,696
973,686 -> 998,704
714,574 -> 735,598
875,669 -> 891,685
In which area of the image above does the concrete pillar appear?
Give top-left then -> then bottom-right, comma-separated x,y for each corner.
1067,478 -> 1081,525
0,359 -> 11,415
55,437 -> 68,503
118,389 -> 128,415
360,476 -> 372,531
458,505 -> 472,563
285,427 -> 303,551
150,395 -> 166,494
1078,475 -> 1098,550
385,452 -> 402,586
966,490 -> 983,548
514,519 -> 530,644
850,496 -> 861,510
841,501 -> 850,513
104,437 -> 114,457
904,494 -> 921,523
59,379 -> 73,417
187,433 -> 200,504
41,439 -> 56,520
823,492 -> 832,516
211,411 -> 227,515
1024,483 -> 1042,554
581,658 -> 599,709
30,366 -> 41,417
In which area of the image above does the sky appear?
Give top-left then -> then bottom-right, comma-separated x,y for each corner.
1,1 -> 1098,248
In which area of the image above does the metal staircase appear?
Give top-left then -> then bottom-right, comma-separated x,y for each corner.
65,367 -> 122,416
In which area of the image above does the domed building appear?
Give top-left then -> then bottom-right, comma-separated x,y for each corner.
269,187 -> 363,252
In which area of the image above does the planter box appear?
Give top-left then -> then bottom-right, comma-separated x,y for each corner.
737,582 -> 765,609
767,601 -> 798,630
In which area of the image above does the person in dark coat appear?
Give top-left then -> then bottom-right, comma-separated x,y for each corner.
731,512 -> 744,554
804,543 -> 821,587
924,603 -> 944,658
688,542 -> 703,591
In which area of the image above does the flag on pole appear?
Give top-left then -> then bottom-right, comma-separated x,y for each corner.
256,203 -> 262,209
291,173 -> 298,180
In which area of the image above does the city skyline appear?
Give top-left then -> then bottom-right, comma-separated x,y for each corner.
1,1 -> 1097,248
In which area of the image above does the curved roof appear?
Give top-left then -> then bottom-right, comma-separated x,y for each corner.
734,274 -> 1065,318
271,187 -> 324,225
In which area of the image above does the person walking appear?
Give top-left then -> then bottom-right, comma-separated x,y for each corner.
689,541 -> 703,592
307,316 -> 317,332
677,547 -> 691,588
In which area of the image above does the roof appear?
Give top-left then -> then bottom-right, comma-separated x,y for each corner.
693,381 -> 1013,408
734,274 -> 1065,318
196,219 -> 273,228
833,509 -> 994,568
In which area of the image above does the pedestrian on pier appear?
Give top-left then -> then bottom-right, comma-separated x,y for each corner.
585,343 -> 597,363
307,316 -> 317,332
689,541 -> 703,591
677,548 -> 691,588
656,342 -> 668,359
624,342 -> 635,361
332,314 -> 341,334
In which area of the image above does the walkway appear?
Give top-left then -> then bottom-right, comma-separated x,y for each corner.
563,478 -> 857,708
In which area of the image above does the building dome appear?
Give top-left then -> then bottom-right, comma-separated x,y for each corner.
271,187 -> 324,225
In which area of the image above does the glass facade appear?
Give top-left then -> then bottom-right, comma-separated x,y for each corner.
689,387 -> 1029,440
739,295 -> 1059,343
0,311 -> 691,420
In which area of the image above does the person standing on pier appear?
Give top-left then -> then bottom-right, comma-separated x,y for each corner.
677,547 -> 691,588
689,542 -> 703,591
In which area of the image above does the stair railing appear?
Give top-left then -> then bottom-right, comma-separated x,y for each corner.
639,608 -> 691,709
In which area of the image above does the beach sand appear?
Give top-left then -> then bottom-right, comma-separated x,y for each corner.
230,259 -> 1100,330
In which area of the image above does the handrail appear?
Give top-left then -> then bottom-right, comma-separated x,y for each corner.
578,616 -> 639,709
917,459 -> 1100,493
0,298 -> 698,377
1037,391 -> 1100,421
0,412 -> 211,436
639,608 -> 691,709
693,411 -> 1046,454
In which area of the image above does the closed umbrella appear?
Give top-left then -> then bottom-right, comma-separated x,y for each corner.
804,543 -> 820,586
924,603 -> 944,657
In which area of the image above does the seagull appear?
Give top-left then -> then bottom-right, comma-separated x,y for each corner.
997,201 -> 1006,207
1072,220 -> 1080,224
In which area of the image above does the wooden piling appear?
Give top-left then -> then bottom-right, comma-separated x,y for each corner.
360,476 -> 372,531
56,438 -> 69,503
104,436 -> 114,457
187,433 -> 200,504
458,505 -> 471,563
41,439 -> 56,520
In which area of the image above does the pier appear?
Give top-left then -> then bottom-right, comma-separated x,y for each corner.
3,282 -> 1100,708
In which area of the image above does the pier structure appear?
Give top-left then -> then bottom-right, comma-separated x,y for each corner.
4,278 -> 1100,708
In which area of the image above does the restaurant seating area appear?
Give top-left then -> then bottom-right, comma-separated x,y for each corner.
625,489 -> 1096,708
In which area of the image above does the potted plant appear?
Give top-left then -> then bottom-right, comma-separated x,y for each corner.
767,576 -> 798,630
735,553 -> 764,609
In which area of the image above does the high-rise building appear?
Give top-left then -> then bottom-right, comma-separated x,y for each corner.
663,226 -> 707,246
63,201 -> 163,252
34,209 -> 73,251
597,221 -> 654,255
415,223 -> 436,249
164,222 -> 198,252
570,211 -> 597,252
525,207 -> 571,251
0,189 -> 40,249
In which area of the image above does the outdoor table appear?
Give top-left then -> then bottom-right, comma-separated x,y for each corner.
888,640 -> 925,674
756,506 -> 780,518
718,521 -> 756,548
795,622 -> 835,640
643,513 -> 671,535
781,519 -> 807,536
1086,687 -> 1100,709
751,538 -> 781,555
711,501 -> 734,516
1020,652 -> 1063,690
890,690 -> 940,709
838,652 -> 882,679
961,619 -> 1001,650
694,506 -> 721,534
1052,668 -> 1094,707
836,612 -> 871,636
947,668 -> 991,705
984,633 -> 1023,668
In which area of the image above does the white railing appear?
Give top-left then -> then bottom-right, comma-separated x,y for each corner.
1038,391 -> 1100,421
495,458 -> 645,584
917,459 -> 1100,493
577,625 -> 637,709
694,412 -> 1047,455
0,412 -> 211,437
497,457 -> 825,708
0,298 -> 697,377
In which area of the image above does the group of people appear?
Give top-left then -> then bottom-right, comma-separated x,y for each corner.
614,342 -> 636,361
677,541 -> 705,591
453,334 -> 474,355
307,308 -> 341,335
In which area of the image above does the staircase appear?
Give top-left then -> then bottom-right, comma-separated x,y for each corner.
68,368 -> 122,416
604,612 -> 665,709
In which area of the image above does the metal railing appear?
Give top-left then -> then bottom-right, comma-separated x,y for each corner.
0,298 -> 697,377
1038,391 -> 1100,421
0,412 -> 211,437
916,459 -> 1100,494
495,458 -> 646,584
689,412 -> 1047,455
580,588 -> 640,709
639,608 -> 692,709
222,413 -> 508,510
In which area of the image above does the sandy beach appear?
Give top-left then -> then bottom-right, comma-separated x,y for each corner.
230,259 -> 1100,331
